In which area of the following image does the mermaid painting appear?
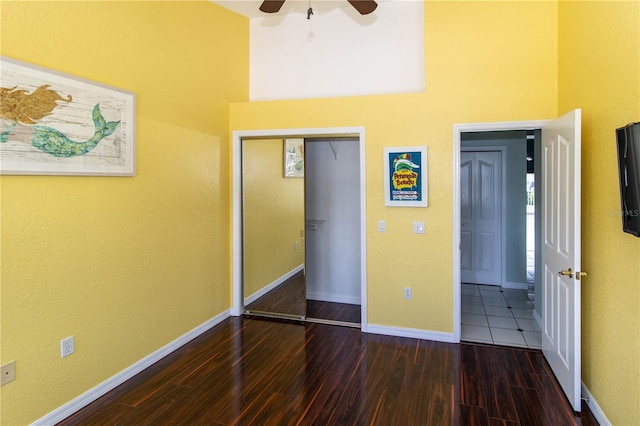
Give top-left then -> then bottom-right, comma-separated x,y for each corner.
1,84 -> 121,157
0,57 -> 134,175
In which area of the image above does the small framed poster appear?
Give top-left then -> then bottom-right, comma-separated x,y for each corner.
383,145 -> 428,207
283,138 -> 304,178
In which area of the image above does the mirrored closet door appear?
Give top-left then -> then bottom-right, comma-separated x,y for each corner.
242,138 -> 306,319
241,137 -> 362,326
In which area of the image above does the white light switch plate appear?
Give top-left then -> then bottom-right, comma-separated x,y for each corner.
413,221 -> 425,234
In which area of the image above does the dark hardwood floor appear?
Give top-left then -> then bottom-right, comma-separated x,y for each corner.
307,299 -> 361,323
58,317 -> 598,426
245,271 -> 361,324
245,273 -> 306,317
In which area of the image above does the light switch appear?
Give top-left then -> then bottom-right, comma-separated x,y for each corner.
378,220 -> 386,232
413,221 -> 425,234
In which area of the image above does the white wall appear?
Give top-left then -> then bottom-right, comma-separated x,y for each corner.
305,139 -> 361,304
249,1 -> 424,100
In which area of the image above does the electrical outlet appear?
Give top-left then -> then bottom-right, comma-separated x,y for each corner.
61,336 -> 75,358
1,361 -> 16,386
404,287 -> 412,300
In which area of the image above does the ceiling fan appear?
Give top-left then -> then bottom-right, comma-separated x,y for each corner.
259,0 -> 378,15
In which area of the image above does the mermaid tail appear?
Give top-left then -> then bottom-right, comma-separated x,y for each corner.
30,104 -> 120,157
1,122 -> 16,143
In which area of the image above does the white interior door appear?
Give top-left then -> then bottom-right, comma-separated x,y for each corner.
541,108 -> 583,411
460,151 -> 502,285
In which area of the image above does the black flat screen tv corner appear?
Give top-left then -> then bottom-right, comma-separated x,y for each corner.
616,122 -> 640,237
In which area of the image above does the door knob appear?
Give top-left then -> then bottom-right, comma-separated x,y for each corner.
576,271 -> 588,281
558,268 -> 574,278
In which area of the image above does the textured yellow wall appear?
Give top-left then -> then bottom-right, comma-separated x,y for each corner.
0,1 -> 248,424
4,0 -> 635,424
230,1 -> 558,332
558,1 -> 640,423
242,139 -> 305,298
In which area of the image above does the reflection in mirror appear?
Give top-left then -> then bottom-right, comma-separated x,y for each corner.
242,138 -> 306,318
242,136 -> 362,326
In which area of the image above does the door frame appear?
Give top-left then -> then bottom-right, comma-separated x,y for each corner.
453,120 -> 548,342
460,146 -> 507,287
231,127 -> 368,331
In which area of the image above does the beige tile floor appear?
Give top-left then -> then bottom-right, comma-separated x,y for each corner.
461,283 -> 542,349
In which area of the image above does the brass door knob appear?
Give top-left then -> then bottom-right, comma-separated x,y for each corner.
558,268 -> 574,278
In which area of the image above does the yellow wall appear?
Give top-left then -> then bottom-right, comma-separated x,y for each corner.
0,1 -> 248,424
3,0 -> 637,424
231,1 -> 558,332
242,139 -> 304,298
558,1 -> 640,423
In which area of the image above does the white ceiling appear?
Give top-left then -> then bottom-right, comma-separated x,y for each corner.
211,0 -> 396,19
208,0 -> 424,101
245,0 -> 424,100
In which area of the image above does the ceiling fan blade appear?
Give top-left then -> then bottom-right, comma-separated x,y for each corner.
347,0 -> 377,15
259,0 -> 285,13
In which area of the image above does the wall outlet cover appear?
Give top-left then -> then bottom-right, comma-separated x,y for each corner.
61,336 -> 75,358
1,361 -> 16,386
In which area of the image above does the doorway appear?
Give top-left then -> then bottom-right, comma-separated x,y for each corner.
305,138 -> 361,324
454,124 -> 546,349
231,127 -> 368,331
455,112 -> 583,411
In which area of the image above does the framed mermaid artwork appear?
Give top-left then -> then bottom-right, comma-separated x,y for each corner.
0,56 -> 135,176
283,138 -> 304,178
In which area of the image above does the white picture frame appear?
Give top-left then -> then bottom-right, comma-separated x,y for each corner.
0,56 -> 135,176
283,138 -> 304,178
383,145 -> 428,207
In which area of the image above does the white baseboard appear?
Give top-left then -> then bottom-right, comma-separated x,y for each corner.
581,382 -> 611,426
533,308 -> 542,328
32,309 -> 231,426
366,324 -> 456,343
502,281 -> 529,290
306,292 -> 360,305
244,264 -> 304,305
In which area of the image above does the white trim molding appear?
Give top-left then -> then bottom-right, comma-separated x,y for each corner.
32,310 -> 231,426
366,324 -> 456,343
244,264 -> 304,305
502,281 -> 529,290
533,308 -> 542,329
231,127 -> 368,332
453,119 -> 550,343
306,292 -> 361,305
581,382 -> 611,426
